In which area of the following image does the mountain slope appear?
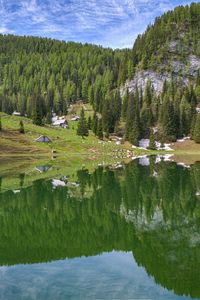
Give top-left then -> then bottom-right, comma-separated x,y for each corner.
0,35 -> 131,116
1,3 -> 200,146
125,2 -> 200,93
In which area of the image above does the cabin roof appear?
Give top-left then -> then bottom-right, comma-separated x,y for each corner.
53,119 -> 67,125
71,116 -> 80,121
35,166 -> 51,173
12,111 -> 21,116
35,135 -> 52,142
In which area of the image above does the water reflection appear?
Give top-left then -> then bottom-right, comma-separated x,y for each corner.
0,159 -> 200,299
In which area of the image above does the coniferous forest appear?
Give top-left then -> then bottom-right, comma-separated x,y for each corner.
0,2 -> 200,144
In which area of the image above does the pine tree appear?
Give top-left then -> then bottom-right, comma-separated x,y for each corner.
32,94 -> 42,126
160,135 -> 165,149
161,80 -> 168,99
102,97 -> 112,133
88,85 -> 94,105
195,85 -> 200,102
113,89 -> 121,125
148,129 -> 156,150
87,116 -> 92,130
125,93 -> 134,140
128,60 -> 134,80
159,94 -> 176,141
193,114 -> 200,143
196,69 -> 200,86
19,120 -> 25,134
129,118 -> 140,146
125,92 -> 140,146
97,119 -> 103,140
180,95 -> 192,136
190,114 -> 196,137
140,103 -> 152,137
144,80 -> 152,107
77,108 -> 89,138
46,111 -> 52,124
122,90 -> 128,120
92,113 -> 98,135
105,128 -> 109,139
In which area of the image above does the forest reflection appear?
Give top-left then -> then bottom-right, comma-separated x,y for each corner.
0,158 -> 200,298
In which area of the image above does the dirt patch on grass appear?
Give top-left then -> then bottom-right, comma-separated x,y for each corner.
172,139 -> 200,165
172,139 -> 200,152
88,148 -> 98,153
0,130 -> 49,156
172,154 -> 200,165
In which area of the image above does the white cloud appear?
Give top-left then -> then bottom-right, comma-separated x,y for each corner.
0,0 -> 198,48
21,0 -> 38,13
0,26 -> 12,34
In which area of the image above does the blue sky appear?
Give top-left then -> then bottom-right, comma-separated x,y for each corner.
0,0 -> 199,48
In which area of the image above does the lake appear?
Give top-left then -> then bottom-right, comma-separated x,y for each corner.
0,157 -> 200,300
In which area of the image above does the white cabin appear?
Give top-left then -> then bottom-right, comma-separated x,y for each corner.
52,119 -> 68,128
52,115 -> 69,128
71,115 -> 80,121
196,107 -> 200,114
12,111 -> 21,116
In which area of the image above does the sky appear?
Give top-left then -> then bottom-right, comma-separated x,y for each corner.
0,0 -> 199,49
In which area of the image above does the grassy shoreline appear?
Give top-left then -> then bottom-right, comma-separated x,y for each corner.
1,112 -> 200,177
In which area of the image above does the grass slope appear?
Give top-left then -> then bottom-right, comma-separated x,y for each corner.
0,113 -> 121,155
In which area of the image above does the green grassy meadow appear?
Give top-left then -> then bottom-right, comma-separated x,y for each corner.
1,103 -> 200,189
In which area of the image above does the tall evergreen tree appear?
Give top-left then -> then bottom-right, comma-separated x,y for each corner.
46,111 -> 52,124
122,90 -> 129,120
193,114 -> 200,143
32,94 -> 42,126
148,129 -> 156,150
159,95 -> 176,141
19,120 -> 25,134
77,108 -> 89,138
125,93 -> 134,140
97,119 -> 103,140
126,91 -> 140,146
87,116 -> 92,130
92,113 -> 98,135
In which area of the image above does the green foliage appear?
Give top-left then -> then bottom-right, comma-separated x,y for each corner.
193,114 -> 200,143
132,3 -> 200,70
32,109 -> 42,126
121,90 -> 128,120
92,113 -> 98,135
125,90 -> 140,146
46,111 -> 52,124
1,160 -> 200,300
148,129 -> 156,150
195,86 -> 200,102
159,94 -> 177,142
0,35 -> 131,120
77,109 -> 89,137
87,116 -> 92,130
97,119 -> 103,140
19,120 -> 25,134
196,70 -> 200,86
160,135 -> 165,148
0,3 -> 200,144
0,116 -> 2,131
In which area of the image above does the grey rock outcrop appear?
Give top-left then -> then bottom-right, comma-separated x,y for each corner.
123,70 -> 171,95
122,51 -> 200,96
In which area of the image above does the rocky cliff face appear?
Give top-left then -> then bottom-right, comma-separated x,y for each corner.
123,41 -> 200,95
124,70 -> 171,95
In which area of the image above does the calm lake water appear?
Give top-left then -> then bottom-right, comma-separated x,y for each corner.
0,158 -> 200,300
